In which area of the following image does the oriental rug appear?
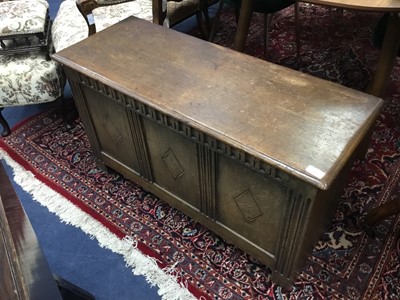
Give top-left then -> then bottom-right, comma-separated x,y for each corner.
1,4 -> 400,300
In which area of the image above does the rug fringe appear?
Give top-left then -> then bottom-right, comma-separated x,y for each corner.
0,149 -> 196,300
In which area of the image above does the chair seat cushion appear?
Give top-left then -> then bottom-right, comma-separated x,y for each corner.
0,53 -> 64,107
0,0 -> 49,36
52,0 -> 153,52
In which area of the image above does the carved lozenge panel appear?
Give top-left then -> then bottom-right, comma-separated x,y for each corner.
216,154 -> 287,258
82,86 -> 140,172
142,117 -> 200,209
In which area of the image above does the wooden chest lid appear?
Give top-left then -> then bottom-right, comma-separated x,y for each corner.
53,17 -> 384,190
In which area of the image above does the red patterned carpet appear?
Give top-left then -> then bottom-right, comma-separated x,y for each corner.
1,4 -> 400,299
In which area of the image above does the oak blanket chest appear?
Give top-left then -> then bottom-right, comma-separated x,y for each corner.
53,17 -> 384,287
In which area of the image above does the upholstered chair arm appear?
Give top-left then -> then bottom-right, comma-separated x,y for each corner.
76,0 -> 135,35
76,0 -> 100,35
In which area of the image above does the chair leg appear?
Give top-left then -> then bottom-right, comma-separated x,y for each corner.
364,196 -> 400,237
263,13 -> 275,59
295,1 -> 300,58
208,0 -> 225,42
0,94 -> 74,138
200,0 -> 211,33
195,12 -> 209,39
57,95 -> 75,130
365,197 -> 400,227
0,108 -> 11,137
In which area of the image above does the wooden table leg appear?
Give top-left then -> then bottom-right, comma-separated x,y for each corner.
233,0 -> 255,52
367,13 -> 400,98
365,197 -> 400,226
364,195 -> 400,237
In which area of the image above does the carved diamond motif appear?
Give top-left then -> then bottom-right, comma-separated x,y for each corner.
162,148 -> 184,179
233,189 -> 262,223
102,113 -> 123,146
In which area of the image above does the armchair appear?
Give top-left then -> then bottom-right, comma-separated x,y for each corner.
52,0 -> 212,53
0,0 -> 65,137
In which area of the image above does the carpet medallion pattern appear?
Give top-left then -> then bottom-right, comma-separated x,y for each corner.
1,4 -> 400,300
